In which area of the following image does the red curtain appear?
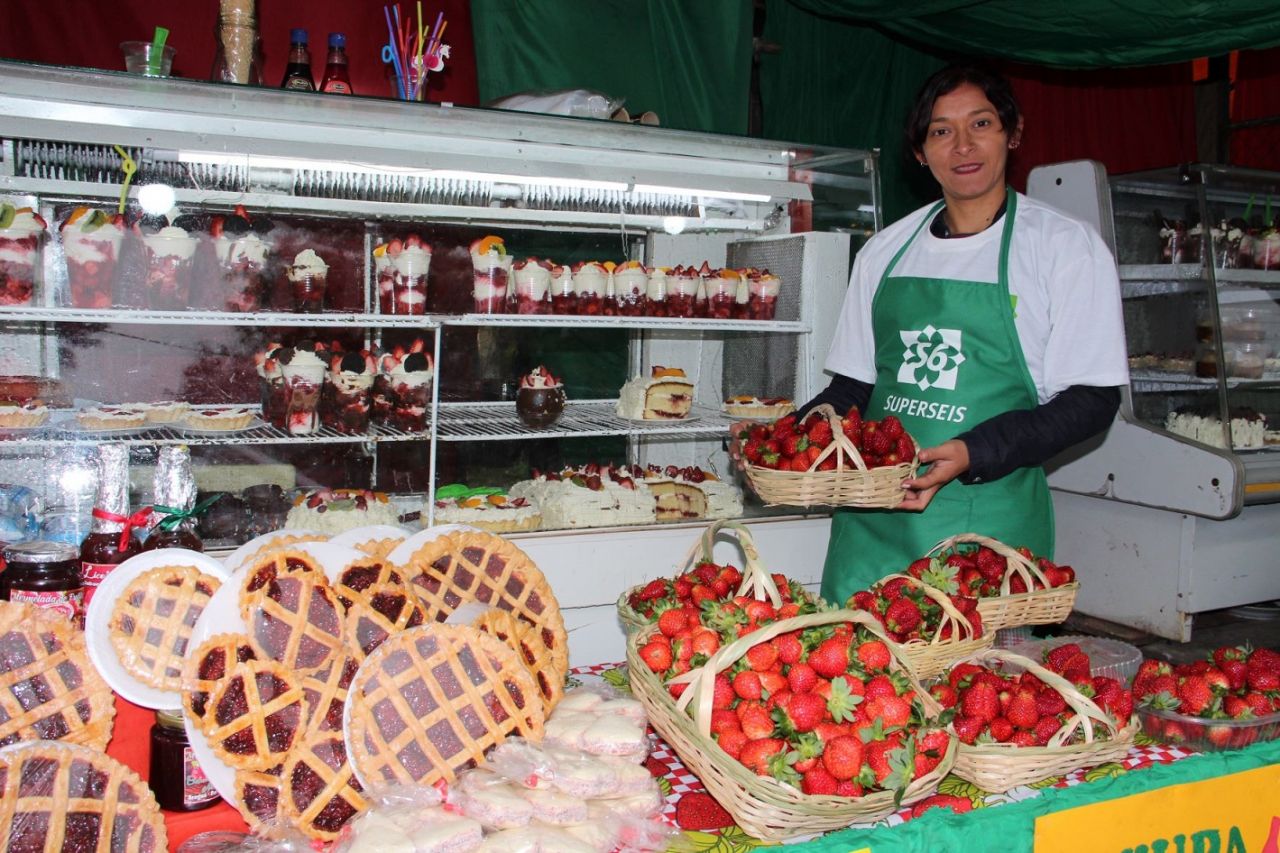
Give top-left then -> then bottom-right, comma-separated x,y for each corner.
1231,46 -> 1280,172
2,0 -> 479,104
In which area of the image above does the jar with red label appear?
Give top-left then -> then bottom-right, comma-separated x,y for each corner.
0,540 -> 84,627
150,709 -> 219,812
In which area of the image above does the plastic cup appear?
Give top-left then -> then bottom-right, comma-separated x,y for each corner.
322,372 -> 374,434
280,363 -> 324,435
0,233 -> 42,307
121,42 -> 176,77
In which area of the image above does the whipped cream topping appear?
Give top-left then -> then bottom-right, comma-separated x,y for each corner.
751,272 -> 781,298
0,209 -> 46,238
513,262 -> 553,299
63,225 -> 124,263
520,365 -> 562,389
142,225 -> 197,260
646,269 -> 667,300
572,263 -> 609,296
393,244 -> 432,276
215,232 -> 269,268
288,248 -> 328,280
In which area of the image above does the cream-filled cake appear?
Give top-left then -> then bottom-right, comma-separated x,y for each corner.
285,488 -> 401,533
510,464 -> 655,529
615,366 -> 694,420
430,485 -> 541,532
723,395 -> 796,419
634,464 -> 742,521
1165,410 -> 1267,449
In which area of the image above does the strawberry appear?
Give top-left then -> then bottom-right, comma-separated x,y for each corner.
787,663 -> 819,694
691,628 -> 720,657
914,730 -> 951,777
774,691 -> 826,735
712,673 -> 736,710
911,794 -> 973,818
952,715 -> 984,745
863,694 -> 911,728
776,633 -> 804,666
801,766 -> 839,795
864,738 -> 900,785
1244,692 -> 1273,717
884,597 -> 923,635
1059,652 -> 1093,682
856,640 -> 892,672
732,670 -> 763,701
657,608 -> 688,638
880,415 -> 904,440
674,791 -> 733,830
863,674 -> 898,702
949,662 -> 985,690
1221,659 -> 1248,692
716,727 -> 748,759
746,643 -> 780,673
1246,667 -> 1280,693
737,702 -> 775,741
744,599 -> 777,624
988,717 -> 1015,742
758,670 -> 788,697
1033,716 -> 1063,746
639,639 -> 672,673
1034,689 -> 1068,717
809,637 -> 850,679
739,738 -> 786,775
835,780 -> 863,797
929,683 -> 959,709
710,710 -> 740,736
821,735 -> 864,781
1176,675 -> 1213,715
961,681 -> 1000,724
1044,642 -> 1082,674
841,407 -> 862,438
806,419 -> 834,448
636,578 -> 668,601
1005,689 -> 1040,730
1247,648 -> 1280,671
863,427 -> 893,456
1212,645 -> 1249,669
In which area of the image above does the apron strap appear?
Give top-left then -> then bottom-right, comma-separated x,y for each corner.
996,186 -> 1018,296
883,200 -> 945,279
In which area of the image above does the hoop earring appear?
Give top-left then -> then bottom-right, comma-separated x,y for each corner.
1009,141 -> 1020,150
919,160 -> 927,167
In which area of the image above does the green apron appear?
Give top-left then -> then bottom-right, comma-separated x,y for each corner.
820,188 -> 1054,606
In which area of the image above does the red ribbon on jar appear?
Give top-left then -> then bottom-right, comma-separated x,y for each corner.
92,507 -> 154,551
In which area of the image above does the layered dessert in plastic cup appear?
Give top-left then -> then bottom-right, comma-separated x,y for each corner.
512,258 -> 553,314
378,341 -> 433,432
549,264 -> 576,315
573,261 -> 609,315
0,204 -> 47,307
323,350 -> 376,434
288,249 -> 329,313
137,215 -> 198,310
253,342 -> 288,429
645,267 -> 668,317
280,348 -> 326,435
515,365 -> 565,428
613,260 -> 646,316
1255,226 -> 1280,271
746,268 -> 781,320
666,265 -> 700,318
60,207 -> 124,309
470,235 -> 511,314
375,235 -> 432,315
706,268 -> 741,320
212,205 -> 273,312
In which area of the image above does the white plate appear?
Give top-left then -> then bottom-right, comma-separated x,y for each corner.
329,524 -> 410,551
222,529 -> 327,574
617,414 -> 701,424
386,524 -> 481,565
69,421 -> 153,435
83,548 -> 230,710
178,417 -> 268,435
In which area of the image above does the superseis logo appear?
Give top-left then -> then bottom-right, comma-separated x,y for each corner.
898,325 -> 966,391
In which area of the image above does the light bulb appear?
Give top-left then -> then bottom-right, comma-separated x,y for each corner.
138,183 -> 176,215
662,216 -> 687,235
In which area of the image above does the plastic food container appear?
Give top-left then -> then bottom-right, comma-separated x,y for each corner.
1007,635 -> 1143,684
1137,704 -> 1280,752
994,626 -> 1034,649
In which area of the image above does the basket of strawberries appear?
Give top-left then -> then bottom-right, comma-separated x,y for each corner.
941,647 -> 1137,793
616,519 -> 811,634
916,533 -> 1079,632
849,572 -> 993,680
628,608 -> 955,841
736,404 -> 919,509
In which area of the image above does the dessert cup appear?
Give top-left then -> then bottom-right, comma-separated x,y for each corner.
288,249 -> 329,313
512,261 -> 552,315
516,386 -> 566,428
748,272 -> 781,320
549,267 -> 577,315
644,269 -> 668,317
666,272 -> 698,318
281,362 -> 325,435
0,207 -> 46,307
389,373 -> 431,432
216,233 -> 271,312
573,263 -> 609,316
613,265 -> 646,316
470,236 -> 511,314
141,230 -> 198,311
323,371 -> 374,434
380,242 -> 431,315
63,224 -> 123,309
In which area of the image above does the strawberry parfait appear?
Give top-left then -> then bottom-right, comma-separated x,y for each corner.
211,205 -> 273,312
287,248 -> 329,313
706,267 -> 741,320
375,234 -> 432,315
253,342 -> 288,429
470,235 -> 511,314
644,266 -> 668,316
0,204 -> 47,307
746,268 -> 781,320
548,264 -> 576,314
612,260 -> 647,316
60,206 -> 124,309
572,261 -> 610,315
136,213 -> 199,310
665,264 -> 701,318
277,344 -> 327,435
512,257 -> 553,314
378,341 -> 434,432
323,350 -> 376,434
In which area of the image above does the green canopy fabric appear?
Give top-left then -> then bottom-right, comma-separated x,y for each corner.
789,0 -> 1280,67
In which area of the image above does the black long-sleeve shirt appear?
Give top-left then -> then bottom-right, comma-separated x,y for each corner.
797,374 -> 1120,484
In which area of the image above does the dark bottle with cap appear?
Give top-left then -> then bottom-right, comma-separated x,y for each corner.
1,540 -> 84,627
80,446 -> 143,607
320,32 -> 352,94
150,709 -> 219,812
280,28 -> 315,91
143,446 -> 204,552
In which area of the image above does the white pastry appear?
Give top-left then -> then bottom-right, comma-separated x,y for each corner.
555,689 -> 605,714
517,785 -> 589,825
581,714 -> 648,757
595,788 -> 665,819
598,755 -> 658,796
542,711 -> 596,749
596,697 -> 647,724
344,812 -> 416,853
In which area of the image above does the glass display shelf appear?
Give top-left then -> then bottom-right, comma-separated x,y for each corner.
435,400 -> 737,442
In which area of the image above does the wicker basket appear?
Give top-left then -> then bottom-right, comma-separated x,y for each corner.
741,404 -> 918,509
628,609 -> 955,841
929,533 -> 1078,631
615,519 -> 787,634
949,649 -> 1138,793
873,573 -> 994,681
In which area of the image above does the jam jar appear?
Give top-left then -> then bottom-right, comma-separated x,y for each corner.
150,709 -> 219,812
0,540 -> 84,627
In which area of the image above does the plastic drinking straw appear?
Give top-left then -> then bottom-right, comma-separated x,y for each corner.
384,7 -> 406,100
113,145 -> 137,215
1267,196 -> 1273,225
147,26 -> 169,76
417,1 -> 425,60
428,17 -> 447,60
1244,193 -> 1255,223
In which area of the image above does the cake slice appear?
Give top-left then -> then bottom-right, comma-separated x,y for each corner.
616,366 -> 694,420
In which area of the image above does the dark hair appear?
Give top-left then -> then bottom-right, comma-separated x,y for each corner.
904,65 -> 1021,156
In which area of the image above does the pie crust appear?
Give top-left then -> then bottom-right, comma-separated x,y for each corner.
206,659 -> 306,771
235,763 -> 283,830
280,732 -> 367,841
240,572 -> 344,676
300,654 -> 359,738
0,740 -> 166,852
109,564 -> 220,691
0,600 -> 115,750
345,624 -> 545,788
183,632 -> 259,732
182,406 -> 257,431
0,401 -> 49,428
142,400 -> 190,423
334,556 -> 404,610
75,406 -> 148,430
343,582 -> 426,660
471,606 -> 564,715
723,395 -> 796,419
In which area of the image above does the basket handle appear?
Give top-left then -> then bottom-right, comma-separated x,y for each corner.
957,649 -> 1122,745
803,403 -> 866,473
927,533 -> 1050,594
669,608 -> 937,737
878,573 -> 976,646
674,519 -> 783,608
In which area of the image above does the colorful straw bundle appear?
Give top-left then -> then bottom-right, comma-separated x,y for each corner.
383,3 -> 449,102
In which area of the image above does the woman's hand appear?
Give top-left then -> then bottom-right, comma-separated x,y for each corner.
726,419 -> 754,471
899,439 -> 971,511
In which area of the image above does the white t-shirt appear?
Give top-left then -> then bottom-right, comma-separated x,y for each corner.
825,193 -> 1129,404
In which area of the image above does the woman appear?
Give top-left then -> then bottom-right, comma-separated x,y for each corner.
804,65 -> 1128,605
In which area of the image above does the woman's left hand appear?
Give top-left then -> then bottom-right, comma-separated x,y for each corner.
899,439 -> 971,511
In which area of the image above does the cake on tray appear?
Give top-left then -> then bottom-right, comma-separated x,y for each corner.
430,485 -> 542,533
615,366 -> 694,420
285,488 -> 401,533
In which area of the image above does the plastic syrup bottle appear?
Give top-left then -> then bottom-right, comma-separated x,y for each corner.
320,32 -> 352,94
280,28 -> 315,91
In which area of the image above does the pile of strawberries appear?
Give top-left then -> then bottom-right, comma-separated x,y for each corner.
737,408 -> 916,472
626,560 -> 810,624
849,576 -> 984,644
641,618 -> 950,798
905,544 -> 1076,600
1134,645 -> 1280,747
939,645 -> 1133,747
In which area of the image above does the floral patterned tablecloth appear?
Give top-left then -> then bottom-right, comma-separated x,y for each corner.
570,663 -> 1196,852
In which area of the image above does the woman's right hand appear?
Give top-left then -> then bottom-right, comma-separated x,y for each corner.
727,419 -> 754,471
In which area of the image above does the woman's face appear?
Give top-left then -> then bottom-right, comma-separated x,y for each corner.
918,82 -> 1022,206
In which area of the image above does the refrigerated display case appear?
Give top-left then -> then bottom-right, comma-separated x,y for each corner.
1029,161 -> 1280,642
0,61 -> 877,662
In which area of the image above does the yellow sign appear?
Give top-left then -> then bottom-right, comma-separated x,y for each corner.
1035,763 -> 1280,853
